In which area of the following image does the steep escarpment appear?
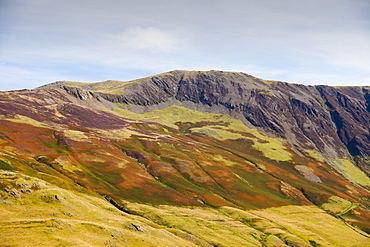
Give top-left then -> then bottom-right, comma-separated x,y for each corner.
317,86 -> 370,175
48,70 -> 370,175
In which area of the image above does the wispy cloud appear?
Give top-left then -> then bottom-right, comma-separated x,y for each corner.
123,27 -> 179,53
0,0 -> 369,90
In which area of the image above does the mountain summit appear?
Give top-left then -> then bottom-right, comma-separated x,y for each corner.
1,70 -> 370,246
42,70 -> 370,175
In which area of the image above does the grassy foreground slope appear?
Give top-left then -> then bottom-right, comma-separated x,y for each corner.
0,170 -> 196,247
1,170 -> 370,247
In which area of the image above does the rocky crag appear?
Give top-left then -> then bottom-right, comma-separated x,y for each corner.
43,70 -> 370,175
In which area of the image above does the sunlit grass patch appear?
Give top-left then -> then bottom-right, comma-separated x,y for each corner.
248,205 -> 370,247
112,105 -> 292,162
53,156 -> 83,172
122,202 -> 262,246
62,129 -> 90,142
332,158 -> 370,187
8,115 -> 51,129
321,196 -> 353,215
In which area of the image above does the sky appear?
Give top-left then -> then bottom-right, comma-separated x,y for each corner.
1,0 -> 370,91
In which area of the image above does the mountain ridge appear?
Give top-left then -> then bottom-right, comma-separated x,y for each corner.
40,70 -> 370,177
1,70 -> 370,246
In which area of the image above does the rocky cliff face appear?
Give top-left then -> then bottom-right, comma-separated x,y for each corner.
53,70 -> 370,175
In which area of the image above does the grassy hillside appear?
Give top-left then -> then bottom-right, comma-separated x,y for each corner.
1,170 -> 370,247
1,87 -> 370,246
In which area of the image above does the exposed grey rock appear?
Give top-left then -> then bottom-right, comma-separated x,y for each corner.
131,223 -> 145,232
20,189 -> 32,194
42,70 -> 370,175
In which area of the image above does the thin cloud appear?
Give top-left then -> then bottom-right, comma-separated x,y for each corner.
0,64 -> 63,90
123,27 -> 180,53
0,0 -> 369,91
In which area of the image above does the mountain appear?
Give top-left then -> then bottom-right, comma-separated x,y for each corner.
1,70 -> 370,246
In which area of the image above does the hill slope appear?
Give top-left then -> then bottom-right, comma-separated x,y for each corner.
42,70 -> 370,176
1,70 -> 370,246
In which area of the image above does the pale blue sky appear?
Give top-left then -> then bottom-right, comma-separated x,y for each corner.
1,0 -> 370,91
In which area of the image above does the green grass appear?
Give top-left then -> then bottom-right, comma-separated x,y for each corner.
2,170 -> 370,247
0,160 -> 13,170
333,158 -> 370,187
321,196 -> 353,215
42,138 -> 69,155
0,171 -> 197,247
112,105 -> 292,161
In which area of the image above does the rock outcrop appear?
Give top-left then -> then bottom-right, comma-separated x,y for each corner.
49,70 -> 370,175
